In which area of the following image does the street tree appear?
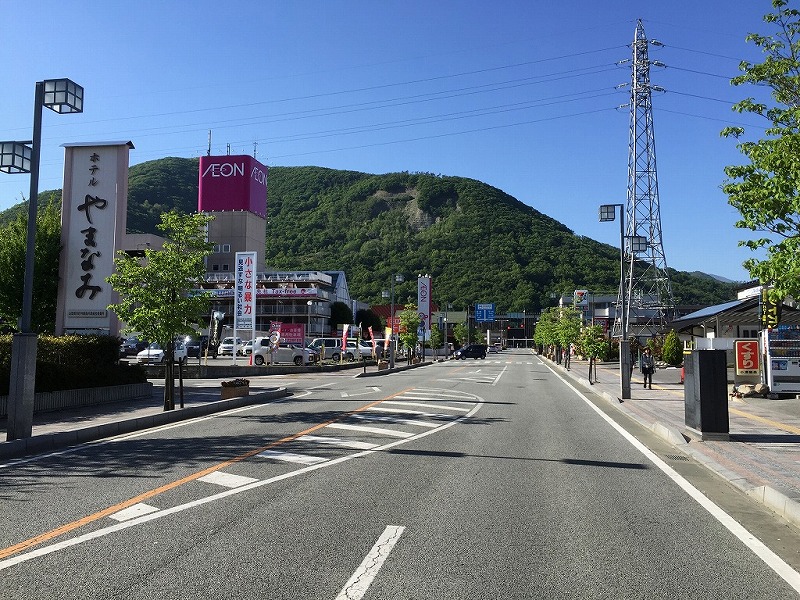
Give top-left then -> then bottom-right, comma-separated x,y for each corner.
453,321 -> 469,346
398,303 -> 421,358
107,210 -> 214,410
722,0 -> 800,299
0,195 -> 62,333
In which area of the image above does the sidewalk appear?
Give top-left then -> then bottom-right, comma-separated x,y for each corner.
555,355 -> 800,528
0,378 -> 289,461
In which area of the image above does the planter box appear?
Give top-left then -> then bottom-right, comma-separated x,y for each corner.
220,385 -> 249,400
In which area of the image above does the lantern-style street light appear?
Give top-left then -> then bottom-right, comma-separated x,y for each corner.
4,79 -> 84,441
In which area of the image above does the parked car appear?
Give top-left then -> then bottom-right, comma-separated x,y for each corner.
120,336 -> 147,357
137,341 -> 188,364
184,335 -> 209,358
241,339 -> 256,355
488,344 -> 499,353
454,344 -> 487,360
251,337 -> 318,365
218,336 -> 244,356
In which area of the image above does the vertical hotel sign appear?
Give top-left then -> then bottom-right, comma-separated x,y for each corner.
56,142 -> 133,335
234,252 -> 256,331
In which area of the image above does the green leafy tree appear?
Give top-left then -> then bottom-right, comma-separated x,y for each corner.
557,307 -> 582,349
722,0 -> 800,299
533,307 -> 559,351
578,324 -> 609,361
429,323 -> 443,357
398,303 -> 421,356
355,308 -> 382,338
0,195 -> 62,333
661,329 -> 683,366
453,321 -> 469,346
107,210 -> 214,410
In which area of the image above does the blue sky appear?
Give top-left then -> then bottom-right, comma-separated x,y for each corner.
1,1 -> 779,282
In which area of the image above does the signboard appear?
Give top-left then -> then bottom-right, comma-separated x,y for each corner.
475,303 -> 495,323
198,155 -> 267,217
573,289 -> 588,306
279,323 -> 304,345
417,275 -> 432,330
760,288 -> 781,329
234,252 -> 256,330
56,142 -> 133,335
734,339 -> 760,376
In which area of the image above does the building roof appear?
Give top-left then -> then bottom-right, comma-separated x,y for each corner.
670,296 -> 800,331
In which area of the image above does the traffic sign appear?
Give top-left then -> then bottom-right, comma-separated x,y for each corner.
475,303 -> 495,323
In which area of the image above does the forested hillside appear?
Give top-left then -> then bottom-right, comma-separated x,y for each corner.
1,158 -> 737,312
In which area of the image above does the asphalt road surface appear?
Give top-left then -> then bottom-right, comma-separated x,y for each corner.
2,350 -> 800,599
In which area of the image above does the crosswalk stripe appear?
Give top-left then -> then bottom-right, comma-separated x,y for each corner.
198,471 -> 259,488
297,435 -> 379,450
369,406 -> 456,419
381,400 -> 471,413
352,414 -> 439,428
257,450 -> 328,465
326,423 -> 414,438
109,503 -> 159,522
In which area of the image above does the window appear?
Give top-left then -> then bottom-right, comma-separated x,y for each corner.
222,264 -> 229,271
212,264 -> 219,272
222,244 -> 231,253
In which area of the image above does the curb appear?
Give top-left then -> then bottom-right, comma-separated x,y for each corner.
0,387 -> 289,461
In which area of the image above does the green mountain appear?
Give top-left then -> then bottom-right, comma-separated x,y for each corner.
4,157 -> 737,312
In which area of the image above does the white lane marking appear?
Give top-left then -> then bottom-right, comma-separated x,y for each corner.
335,525 -> 406,600
198,471 -> 259,488
546,364 -> 800,593
0,395 -> 482,571
109,503 -> 159,522
325,423 -> 414,438
491,365 -> 508,386
381,400 -> 471,413
257,450 -> 327,465
340,387 -> 381,398
297,435 -> 379,451
351,414 -> 439,429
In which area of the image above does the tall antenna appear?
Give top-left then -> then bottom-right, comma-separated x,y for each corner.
207,130 -> 212,156
614,19 -> 675,340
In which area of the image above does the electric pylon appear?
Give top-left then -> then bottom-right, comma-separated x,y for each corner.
613,19 -> 676,340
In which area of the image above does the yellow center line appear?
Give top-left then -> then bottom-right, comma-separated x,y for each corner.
729,406 -> 800,435
0,386 -> 414,560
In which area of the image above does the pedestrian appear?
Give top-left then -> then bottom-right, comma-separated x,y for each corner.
641,347 -> 655,389
564,343 -> 571,370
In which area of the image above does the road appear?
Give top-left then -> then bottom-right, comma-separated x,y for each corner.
2,350 -> 800,598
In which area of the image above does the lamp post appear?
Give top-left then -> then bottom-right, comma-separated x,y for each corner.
3,79 -> 83,441
599,203 -> 631,399
306,300 -> 313,342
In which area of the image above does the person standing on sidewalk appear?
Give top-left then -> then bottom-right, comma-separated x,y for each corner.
641,347 -> 655,389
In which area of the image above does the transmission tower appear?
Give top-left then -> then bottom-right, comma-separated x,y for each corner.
613,19 -> 676,340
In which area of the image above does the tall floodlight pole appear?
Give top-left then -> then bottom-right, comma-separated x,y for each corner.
617,19 -> 675,341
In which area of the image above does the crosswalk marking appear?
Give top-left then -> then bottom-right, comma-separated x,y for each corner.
109,503 -> 159,522
352,413 -> 439,428
198,471 -> 258,488
368,406 -> 454,420
326,423 -> 414,438
381,400 -> 471,413
297,435 -> 379,450
257,450 -> 328,465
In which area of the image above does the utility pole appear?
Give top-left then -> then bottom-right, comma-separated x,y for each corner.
614,19 -> 676,342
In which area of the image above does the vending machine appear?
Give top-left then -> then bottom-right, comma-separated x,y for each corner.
763,325 -> 800,395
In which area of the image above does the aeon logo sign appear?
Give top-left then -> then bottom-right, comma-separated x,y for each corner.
251,166 -> 267,186
202,162 -> 245,178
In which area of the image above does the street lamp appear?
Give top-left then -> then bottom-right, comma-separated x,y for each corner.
599,203 -> 631,399
307,300 -> 313,342
4,78 -> 84,441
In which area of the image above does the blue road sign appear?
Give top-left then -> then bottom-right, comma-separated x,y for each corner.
475,303 -> 495,323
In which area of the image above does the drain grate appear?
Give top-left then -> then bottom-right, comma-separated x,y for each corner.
665,454 -> 689,462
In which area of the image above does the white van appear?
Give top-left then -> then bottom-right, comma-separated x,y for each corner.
309,337 -> 372,361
